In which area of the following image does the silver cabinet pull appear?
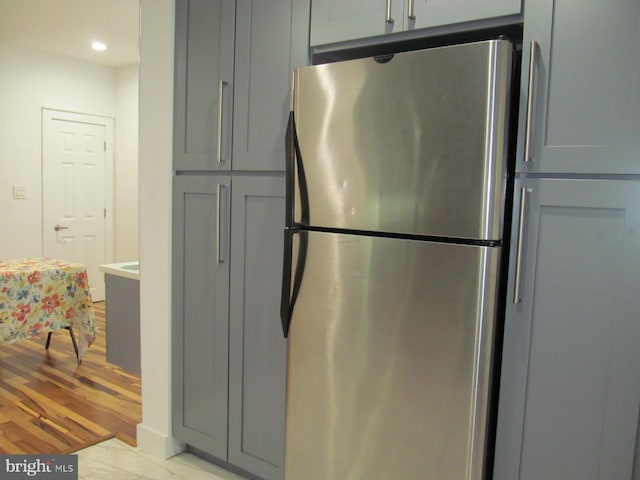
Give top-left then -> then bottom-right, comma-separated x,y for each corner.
54,224 -> 68,231
524,41 -> 539,163
513,187 -> 529,304
386,0 -> 394,23
216,183 -> 224,263
407,0 -> 416,19
217,80 -> 227,164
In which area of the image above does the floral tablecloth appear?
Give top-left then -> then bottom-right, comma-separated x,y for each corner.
0,257 -> 97,357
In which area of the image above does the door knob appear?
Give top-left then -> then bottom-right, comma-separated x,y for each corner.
54,224 -> 69,231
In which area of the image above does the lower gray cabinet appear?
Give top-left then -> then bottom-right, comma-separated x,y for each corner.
228,176 -> 287,479
494,178 -> 640,480
173,175 -> 231,459
173,174 -> 286,480
104,273 -> 141,374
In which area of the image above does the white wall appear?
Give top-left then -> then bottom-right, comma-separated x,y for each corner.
115,64 -> 140,261
0,42 -> 115,258
136,0 -> 181,459
0,4 -> 172,459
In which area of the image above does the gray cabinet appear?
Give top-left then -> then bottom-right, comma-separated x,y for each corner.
310,0 -> 521,46
104,274 -> 140,374
172,175 -> 231,459
173,175 -> 286,480
172,1 -> 308,477
228,176 -> 286,480
494,178 -> 640,480
174,0 -> 310,172
310,0 -> 404,44
233,0 -> 310,171
516,0 -> 640,174
173,0 -> 235,171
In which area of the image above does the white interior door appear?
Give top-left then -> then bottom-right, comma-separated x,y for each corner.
43,110 -> 112,301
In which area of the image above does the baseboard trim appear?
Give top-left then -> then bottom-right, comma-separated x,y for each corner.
136,423 -> 184,459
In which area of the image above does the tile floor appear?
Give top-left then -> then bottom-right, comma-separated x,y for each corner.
75,438 -> 246,480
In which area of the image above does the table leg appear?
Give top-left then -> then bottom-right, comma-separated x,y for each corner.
45,327 -> 81,363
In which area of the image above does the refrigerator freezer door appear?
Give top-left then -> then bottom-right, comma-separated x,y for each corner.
292,40 -> 512,241
284,231 -> 501,480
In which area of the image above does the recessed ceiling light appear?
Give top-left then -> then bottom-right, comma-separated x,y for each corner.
91,42 -> 108,51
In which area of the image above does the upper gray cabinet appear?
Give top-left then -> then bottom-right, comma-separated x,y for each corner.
233,0 -> 310,171
173,0 -> 235,171
517,0 -> 640,174
174,0 -> 310,172
310,0 -> 521,46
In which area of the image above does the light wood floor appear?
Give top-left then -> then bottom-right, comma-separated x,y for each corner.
0,302 -> 142,454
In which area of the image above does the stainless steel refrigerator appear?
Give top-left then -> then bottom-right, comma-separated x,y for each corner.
280,39 -> 513,480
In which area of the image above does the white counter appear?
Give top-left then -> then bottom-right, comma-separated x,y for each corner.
99,261 -> 140,280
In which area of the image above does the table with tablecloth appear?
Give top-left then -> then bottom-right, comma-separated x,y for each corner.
0,257 -> 97,358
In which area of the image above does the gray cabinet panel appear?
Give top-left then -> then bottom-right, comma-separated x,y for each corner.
494,178 -> 640,479
408,0 -> 520,31
310,0 -> 520,46
233,0 -> 310,171
172,0 -> 306,475
517,0 -> 640,174
228,176 -> 286,480
310,0 -> 403,46
104,274 -> 140,374
172,175 -> 231,458
174,0 -> 235,171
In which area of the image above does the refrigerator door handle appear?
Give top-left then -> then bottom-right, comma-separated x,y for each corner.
280,229 -> 294,337
285,110 -> 310,226
280,228 -> 308,338
285,111 -> 295,227
513,187 -> 529,304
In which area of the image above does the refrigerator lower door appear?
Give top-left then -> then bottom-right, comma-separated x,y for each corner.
284,231 -> 501,480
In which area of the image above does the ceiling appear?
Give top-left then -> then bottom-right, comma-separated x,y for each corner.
0,0 -> 139,68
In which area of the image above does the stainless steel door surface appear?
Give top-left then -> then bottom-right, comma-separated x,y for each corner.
284,231 -> 501,480
292,40 -> 512,241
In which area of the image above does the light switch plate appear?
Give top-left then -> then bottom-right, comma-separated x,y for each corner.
13,185 -> 27,199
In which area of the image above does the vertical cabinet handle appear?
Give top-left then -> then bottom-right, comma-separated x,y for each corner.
524,41 -> 539,163
407,0 -> 416,19
386,0 -> 394,23
217,80 -> 227,164
513,187 -> 529,304
216,183 -> 225,263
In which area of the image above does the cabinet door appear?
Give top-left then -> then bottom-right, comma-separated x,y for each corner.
172,175 -> 231,458
233,0 -> 310,171
310,0 -> 403,46
517,0 -> 640,174
493,178 -> 640,479
228,176 -> 287,480
174,0 -> 235,171
408,0 -> 520,31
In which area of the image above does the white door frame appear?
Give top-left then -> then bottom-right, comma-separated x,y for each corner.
41,107 -> 115,269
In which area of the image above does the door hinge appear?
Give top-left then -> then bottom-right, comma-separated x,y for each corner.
104,141 -> 106,152
104,208 -> 106,218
